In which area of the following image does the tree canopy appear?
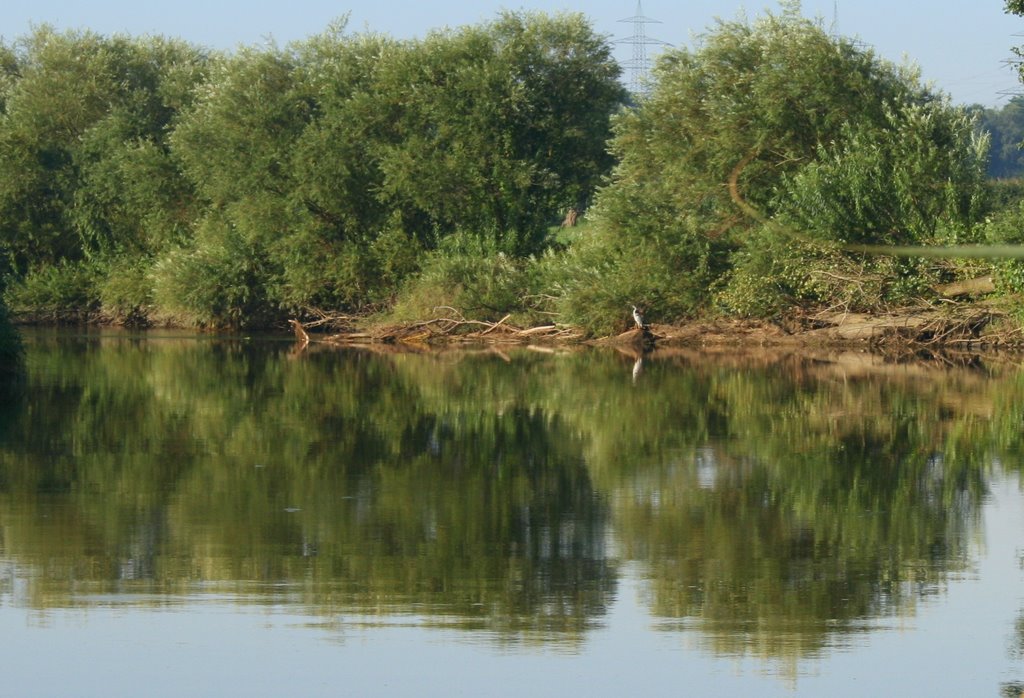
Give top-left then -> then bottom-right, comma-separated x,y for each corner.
0,14 -> 625,327
552,6 -> 989,331
0,6 -> 1015,333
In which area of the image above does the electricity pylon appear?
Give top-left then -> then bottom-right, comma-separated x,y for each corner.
617,1 -> 670,96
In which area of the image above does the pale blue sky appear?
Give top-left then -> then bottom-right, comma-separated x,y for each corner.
0,1 -> 1019,106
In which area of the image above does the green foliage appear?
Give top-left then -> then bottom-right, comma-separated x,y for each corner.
4,260 -> 100,320
544,211 -> 723,334
372,12 -> 625,256
717,237 -> 943,317
980,203 -> 1024,299
151,217 -> 274,328
0,15 -> 624,328
266,220 -> 423,313
778,103 -> 987,246
390,231 -> 548,323
162,13 -> 623,323
0,7 -> 1001,331
562,6 -> 989,328
95,254 -> 155,324
0,28 -> 207,274
984,177 -> 1024,216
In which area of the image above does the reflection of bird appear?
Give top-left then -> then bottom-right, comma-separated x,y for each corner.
631,305 -> 645,330
632,356 -> 644,384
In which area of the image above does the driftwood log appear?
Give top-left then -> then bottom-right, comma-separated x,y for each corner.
934,275 -> 995,299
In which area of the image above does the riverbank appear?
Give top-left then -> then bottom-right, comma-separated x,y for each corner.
283,300 -> 1024,353
14,296 -> 1024,355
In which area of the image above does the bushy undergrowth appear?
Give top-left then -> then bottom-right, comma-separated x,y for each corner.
388,232 -> 551,326
150,221 -> 276,329
981,202 -> 1024,299
96,255 -> 156,324
540,212 -> 726,334
712,228 -> 951,317
4,261 -> 100,321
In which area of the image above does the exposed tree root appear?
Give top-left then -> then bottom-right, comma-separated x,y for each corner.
296,307 -> 360,331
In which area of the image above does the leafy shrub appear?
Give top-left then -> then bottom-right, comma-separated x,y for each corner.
544,212 -> 726,334
4,260 -> 100,321
267,219 -> 424,314
151,218 -> 276,329
776,104 -> 987,247
981,204 -> 1024,297
714,226 -> 947,317
389,231 -> 548,324
96,255 -> 156,324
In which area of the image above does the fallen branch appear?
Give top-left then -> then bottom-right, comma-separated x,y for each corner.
299,307 -> 359,330
289,313 -> 584,347
517,324 -> 559,336
477,314 -> 512,336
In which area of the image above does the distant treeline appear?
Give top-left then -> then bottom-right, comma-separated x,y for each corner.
973,97 -> 1024,178
0,7 -> 1022,333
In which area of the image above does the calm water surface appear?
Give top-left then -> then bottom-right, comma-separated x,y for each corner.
2,329 -> 1024,696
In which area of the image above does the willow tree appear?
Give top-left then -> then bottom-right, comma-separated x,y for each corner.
372,12 -> 625,256
0,27 -> 209,320
554,5 -> 987,332
166,13 -> 624,326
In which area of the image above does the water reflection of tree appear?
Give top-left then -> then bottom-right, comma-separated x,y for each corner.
0,337 -> 1019,657
555,351 -> 995,660
611,442 -> 978,658
0,335 -> 615,642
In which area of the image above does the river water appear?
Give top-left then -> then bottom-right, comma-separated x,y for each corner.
2,329 -> 1024,696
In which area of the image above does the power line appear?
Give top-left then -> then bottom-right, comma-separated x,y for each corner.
999,33 -> 1024,99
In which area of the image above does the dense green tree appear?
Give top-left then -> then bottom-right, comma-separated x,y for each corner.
0,28 -> 109,271
166,27 -> 426,321
0,28 -> 208,320
372,12 -> 624,255
0,29 -> 207,264
164,13 -> 623,325
161,45 -> 310,324
554,6 -> 987,332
